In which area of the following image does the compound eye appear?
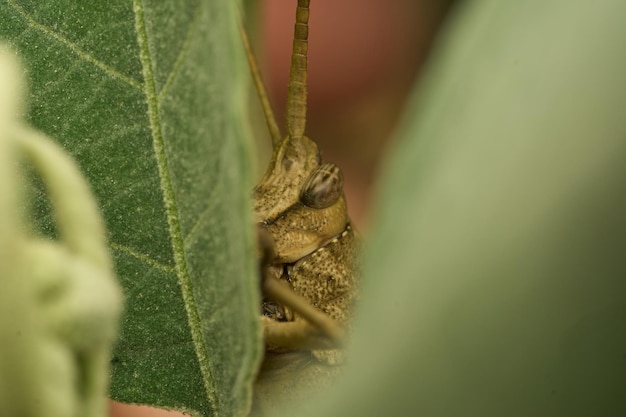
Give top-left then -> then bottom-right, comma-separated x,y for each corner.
300,163 -> 344,209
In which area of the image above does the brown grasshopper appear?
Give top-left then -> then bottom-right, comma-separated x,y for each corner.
240,0 -> 360,372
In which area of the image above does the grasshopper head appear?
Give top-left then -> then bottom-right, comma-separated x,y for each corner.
253,135 -> 348,264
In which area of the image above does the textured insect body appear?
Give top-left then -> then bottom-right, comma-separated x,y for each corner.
244,0 -> 359,366
242,1 -> 360,413
254,135 -> 359,359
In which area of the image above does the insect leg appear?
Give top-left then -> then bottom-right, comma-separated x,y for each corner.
262,276 -> 345,349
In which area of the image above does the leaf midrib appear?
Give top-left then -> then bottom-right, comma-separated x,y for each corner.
132,0 -> 219,415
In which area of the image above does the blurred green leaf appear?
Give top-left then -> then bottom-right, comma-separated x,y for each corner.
293,1 -> 626,416
0,1 -> 261,416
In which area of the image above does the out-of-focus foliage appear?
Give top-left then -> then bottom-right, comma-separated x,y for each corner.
286,1 -> 626,416
0,45 -> 123,417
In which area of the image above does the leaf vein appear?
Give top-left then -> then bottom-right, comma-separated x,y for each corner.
109,242 -> 174,273
183,180 -> 222,247
6,0 -> 142,90
157,0 -> 203,102
133,1 -> 220,415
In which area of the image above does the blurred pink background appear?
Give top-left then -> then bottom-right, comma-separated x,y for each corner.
260,0 -> 452,227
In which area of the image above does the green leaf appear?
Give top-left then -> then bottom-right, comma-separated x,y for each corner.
290,1 -> 626,416
0,1 -> 262,416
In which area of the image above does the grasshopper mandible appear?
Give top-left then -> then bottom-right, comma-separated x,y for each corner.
241,0 -> 360,367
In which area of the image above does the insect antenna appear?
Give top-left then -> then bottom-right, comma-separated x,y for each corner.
238,18 -> 282,146
286,0 -> 310,140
